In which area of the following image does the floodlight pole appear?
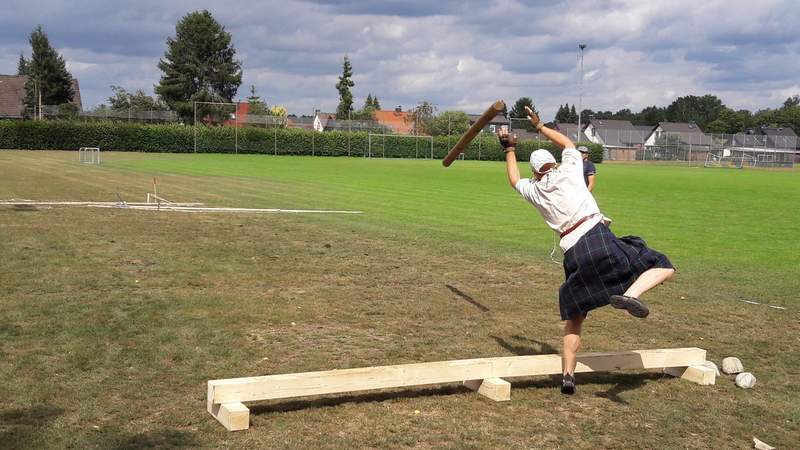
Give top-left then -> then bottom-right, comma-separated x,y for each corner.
193,102 -> 197,153
577,43 -> 587,142
235,101 -> 238,154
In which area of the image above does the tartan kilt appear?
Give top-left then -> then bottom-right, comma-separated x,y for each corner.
558,222 -> 674,320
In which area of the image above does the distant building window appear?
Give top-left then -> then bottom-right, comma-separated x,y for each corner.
489,125 -> 496,133
591,127 -> 596,137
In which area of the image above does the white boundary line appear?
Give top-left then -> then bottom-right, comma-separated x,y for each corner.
0,201 -> 203,207
0,201 -> 362,214
89,205 -> 363,214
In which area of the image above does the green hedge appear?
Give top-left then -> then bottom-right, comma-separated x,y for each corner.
0,120 -> 603,163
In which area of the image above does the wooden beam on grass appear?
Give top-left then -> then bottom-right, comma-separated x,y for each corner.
207,347 -> 707,430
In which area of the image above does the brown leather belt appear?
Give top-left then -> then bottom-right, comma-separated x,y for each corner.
560,215 -> 595,238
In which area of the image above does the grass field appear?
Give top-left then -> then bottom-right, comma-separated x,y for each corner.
1,150 -> 798,449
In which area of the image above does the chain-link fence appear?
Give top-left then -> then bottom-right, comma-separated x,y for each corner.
40,105 -> 180,122
587,129 -> 797,167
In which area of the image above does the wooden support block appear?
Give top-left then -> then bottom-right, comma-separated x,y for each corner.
463,378 -> 511,401
209,402 -> 250,431
208,383 -> 250,431
664,365 -> 716,385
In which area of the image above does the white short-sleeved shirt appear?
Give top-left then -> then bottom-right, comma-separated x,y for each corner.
514,147 -> 603,252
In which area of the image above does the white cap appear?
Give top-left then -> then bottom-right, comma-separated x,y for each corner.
530,149 -> 556,173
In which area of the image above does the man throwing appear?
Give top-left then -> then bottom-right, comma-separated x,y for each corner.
500,106 -> 675,395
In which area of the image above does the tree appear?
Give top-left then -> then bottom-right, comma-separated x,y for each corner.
428,111 -> 470,136
509,97 -> 535,119
350,93 -> 380,121
364,94 -> 375,111
665,95 -> 724,129
406,101 -> 437,135
555,104 -> 573,123
336,56 -> 355,118
350,109 -> 375,121
371,95 -> 381,110
23,25 -> 74,117
17,53 -> 29,75
56,102 -> 79,119
155,10 -> 242,121
783,95 -> 800,109
570,105 -> 578,122
754,105 -> 800,136
269,105 -> 287,117
635,105 -> 667,125
705,107 -> 757,134
247,85 -> 269,116
108,85 -> 167,112
509,97 -> 536,131
611,108 -> 634,121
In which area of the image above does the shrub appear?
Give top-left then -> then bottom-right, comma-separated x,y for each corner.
0,120 -> 603,163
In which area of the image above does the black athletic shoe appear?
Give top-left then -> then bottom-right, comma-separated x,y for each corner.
609,294 -> 650,318
561,374 -> 576,395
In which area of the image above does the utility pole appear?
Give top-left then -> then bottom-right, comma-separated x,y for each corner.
577,43 -> 587,142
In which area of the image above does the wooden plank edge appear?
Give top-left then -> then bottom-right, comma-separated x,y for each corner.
462,378 -> 511,401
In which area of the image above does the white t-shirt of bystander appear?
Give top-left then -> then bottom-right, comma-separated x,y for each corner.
514,147 -> 603,252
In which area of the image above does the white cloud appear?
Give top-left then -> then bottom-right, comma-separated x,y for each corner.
0,0 -> 798,119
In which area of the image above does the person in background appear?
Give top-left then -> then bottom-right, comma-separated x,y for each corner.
578,146 -> 595,192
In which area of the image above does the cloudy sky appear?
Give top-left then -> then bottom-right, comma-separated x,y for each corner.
1,0 -> 798,119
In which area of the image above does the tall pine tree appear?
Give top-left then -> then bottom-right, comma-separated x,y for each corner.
555,104 -> 569,123
155,10 -> 242,121
336,56 -> 355,118
509,97 -> 537,131
17,52 -> 29,75
509,97 -> 536,119
23,25 -> 74,117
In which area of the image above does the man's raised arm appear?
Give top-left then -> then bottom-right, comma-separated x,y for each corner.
525,106 -> 575,149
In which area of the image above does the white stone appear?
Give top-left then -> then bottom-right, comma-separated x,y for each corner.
722,357 -> 744,374
735,372 -> 756,389
702,361 -> 721,376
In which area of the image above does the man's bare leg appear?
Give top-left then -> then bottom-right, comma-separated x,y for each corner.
561,315 -> 585,394
562,314 -> 585,375
610,268 -> 675,318
624,268 -> 675,298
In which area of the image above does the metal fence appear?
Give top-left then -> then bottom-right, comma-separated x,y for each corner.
41,105 -> 180,122
587,129 -> 797,167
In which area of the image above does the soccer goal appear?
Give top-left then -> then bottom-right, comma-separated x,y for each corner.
704,149 -> 757,169
79,147 -> 101,164
367,133 -> 434,159
705,148 -> 794,169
